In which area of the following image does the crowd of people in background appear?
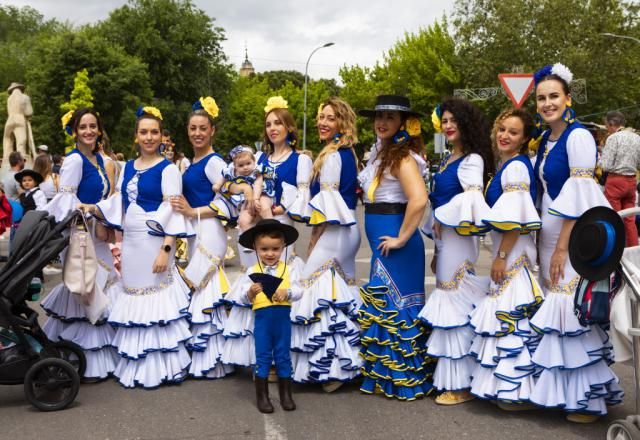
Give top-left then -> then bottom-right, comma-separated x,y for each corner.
0,61 -> 639,424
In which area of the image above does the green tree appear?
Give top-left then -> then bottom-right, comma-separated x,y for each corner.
60,68 -> 95,151
339,20 -> 460,148
453,0 -> 640,125
99,0 -> 234,149
26,30 -> 152,154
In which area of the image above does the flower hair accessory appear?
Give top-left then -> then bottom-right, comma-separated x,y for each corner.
136,106 -> 163,120
229,145 -> 254,159
193,96 -> 219,119
405,117 -> 421,137
264,96 -> 288,114
534,63 -> 573,86
61,110 -> 74,136
431,104 -> 443,133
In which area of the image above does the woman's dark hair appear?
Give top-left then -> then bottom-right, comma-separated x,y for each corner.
441,98 -> 495,184
188,109 -> 217,129
375,112 -> 425,181
534,74 -> 570,95
71,107 -> 105,154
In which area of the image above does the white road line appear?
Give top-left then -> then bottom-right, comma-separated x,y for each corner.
263,413 -> 287,440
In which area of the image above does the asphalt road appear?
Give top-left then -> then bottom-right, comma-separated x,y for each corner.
0,208 -> 635,440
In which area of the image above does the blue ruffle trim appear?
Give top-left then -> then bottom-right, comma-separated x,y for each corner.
358,283 -> 435,401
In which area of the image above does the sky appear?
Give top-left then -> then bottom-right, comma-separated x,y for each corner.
2,0 -> 456,80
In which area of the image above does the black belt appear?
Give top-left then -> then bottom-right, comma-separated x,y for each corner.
364,203 -> 407,214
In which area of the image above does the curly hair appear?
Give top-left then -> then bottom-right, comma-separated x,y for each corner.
263,108 -> 298,155
441,98 -> 494,184
491,108 -> 535,156
375,114 -> 424,181
312,97 -> 359,180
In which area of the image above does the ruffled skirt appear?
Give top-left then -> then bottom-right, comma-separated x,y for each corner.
420,266 -> 488,391
291,259 -> 362,383
528,289 -> 624,414
468,255 -> 543,401
358,212 -> 434,400
41,241 -> 119,380
107,269 -> 192,388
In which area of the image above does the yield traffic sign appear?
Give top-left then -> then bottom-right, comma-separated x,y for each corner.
498,74 -> 534,108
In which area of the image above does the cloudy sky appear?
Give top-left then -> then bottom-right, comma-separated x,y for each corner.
3,0 -> 456,80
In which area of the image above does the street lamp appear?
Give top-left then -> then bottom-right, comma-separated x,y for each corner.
601,32 -> 640,44
303,42 -> 335,150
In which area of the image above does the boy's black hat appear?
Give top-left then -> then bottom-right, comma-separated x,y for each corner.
14,169 -> 43,185
239,219 -> 299,250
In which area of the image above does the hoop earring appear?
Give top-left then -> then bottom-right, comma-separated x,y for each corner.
332,133 -> 343,144
562,106 -> 576,124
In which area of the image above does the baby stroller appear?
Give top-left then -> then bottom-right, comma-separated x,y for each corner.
0,210 -> 86,411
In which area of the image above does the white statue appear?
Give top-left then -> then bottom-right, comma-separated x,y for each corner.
3,82 -> 36,169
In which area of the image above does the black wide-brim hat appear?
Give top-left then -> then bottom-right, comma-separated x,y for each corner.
358,95 -> 424,118
569,206 -> 625,281
239,219 -> 299,250
14,169 -> 44,185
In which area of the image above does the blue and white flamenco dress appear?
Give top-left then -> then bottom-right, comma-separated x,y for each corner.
529,122 -> 623,415
98,159 -> 195,388
419,153 -> 490,392
468,155 -> 543,402
290,148 -> 362,384
41,149 -> 120,380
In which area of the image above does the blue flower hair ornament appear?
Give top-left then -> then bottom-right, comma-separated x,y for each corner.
229,145 -> 253,159
534,63 -> 573,86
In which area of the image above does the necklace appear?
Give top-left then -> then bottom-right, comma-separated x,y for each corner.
270,148 -> 291,163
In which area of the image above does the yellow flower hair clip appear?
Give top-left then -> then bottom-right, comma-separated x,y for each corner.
61,110 -> 74,135
264,96 -> 288,114
431,106 -> 442,133
405,117 -> 421,137
194,96 -> 219,119
137,106 -> 163,120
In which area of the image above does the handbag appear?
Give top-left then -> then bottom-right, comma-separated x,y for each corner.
63,212 -> 111,323
574,269 -> 623,326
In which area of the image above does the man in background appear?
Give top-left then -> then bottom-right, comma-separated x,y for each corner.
601,110 -> 640,247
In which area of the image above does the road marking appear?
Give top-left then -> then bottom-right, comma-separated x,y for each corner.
263,413 -> 287,440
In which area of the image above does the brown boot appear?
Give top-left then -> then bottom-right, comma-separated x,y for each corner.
255,378 -> 274,413
278,378 -> 296,411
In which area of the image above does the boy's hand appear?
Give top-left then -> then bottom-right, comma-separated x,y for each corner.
248,283 -> 262,302
272,288 -> 289,302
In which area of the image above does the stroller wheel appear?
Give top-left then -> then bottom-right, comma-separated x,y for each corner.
607,418 -> 640,440
24,358 -> 80,411
52,341 -> 87,378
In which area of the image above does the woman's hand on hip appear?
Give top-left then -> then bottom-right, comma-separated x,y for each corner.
377,236 -> 406,257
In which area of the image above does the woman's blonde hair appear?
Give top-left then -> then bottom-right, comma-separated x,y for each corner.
312,97 -> 358,180
33,154 -> 52,179
491,108 -> 534,156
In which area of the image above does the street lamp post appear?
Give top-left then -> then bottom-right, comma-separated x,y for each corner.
303,42 -> 334,150
601,32 -> 640,44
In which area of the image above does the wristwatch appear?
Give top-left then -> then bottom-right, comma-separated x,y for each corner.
497,250 -> 508,259
162,244 -> 172,253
